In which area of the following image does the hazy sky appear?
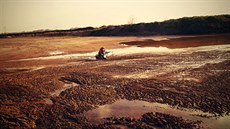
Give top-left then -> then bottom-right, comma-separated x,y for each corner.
0,0 -> 229,33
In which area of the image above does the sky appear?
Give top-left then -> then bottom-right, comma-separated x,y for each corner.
0,0 -> 230,33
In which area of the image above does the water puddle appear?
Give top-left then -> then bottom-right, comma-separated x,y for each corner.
51,81 -> 79,96
9,46 -> 181,61
184,44 -> 230,53
85,99 -> 230,129
108,46 -> 183,56
9,44 -> 230,62
44,98 -> 53,105
113,44 -> 229,79
9,52 -> 97,61
49,51 -> 65,55
2,66 -> 45,73
44,81 -> 79,105
180,77 -> 201,82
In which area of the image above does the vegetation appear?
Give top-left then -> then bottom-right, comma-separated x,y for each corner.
0,27 -> 94,38
90,15 -> 230,36
1,15 -> 230,37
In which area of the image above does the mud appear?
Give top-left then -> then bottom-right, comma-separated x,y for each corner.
0,34 -> 230,128
95,112 -> 202,129
121,34 -> 230,48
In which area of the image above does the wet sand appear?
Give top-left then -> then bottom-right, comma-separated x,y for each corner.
0,34 -> 230,128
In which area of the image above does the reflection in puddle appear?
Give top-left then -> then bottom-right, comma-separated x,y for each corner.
85,99 -> 208,122
85,99 -> 230,129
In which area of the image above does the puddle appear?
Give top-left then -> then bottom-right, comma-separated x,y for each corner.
9,46 -> 181,61
9,52 -> 97,61
179,77 -> 201,82
49,51 -> 65,55
85,99 -> 230,129
9,44 -> 230,62
50,81 -> 78,96
44,98 -> 53,105
113,70 -> 158,79
44,81 -> 79,105
183,44 -> 230,54
2,66 -> 45,73
113,57 -> 227,79
113,44 -> 229,79
85,99 -> 209,122
110,46 -> 185,56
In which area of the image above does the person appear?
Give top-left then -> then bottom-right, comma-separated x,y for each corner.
96,47 -> 107,60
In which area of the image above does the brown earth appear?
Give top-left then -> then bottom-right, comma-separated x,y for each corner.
121,34 -> 230,48
0,34 -> 230,128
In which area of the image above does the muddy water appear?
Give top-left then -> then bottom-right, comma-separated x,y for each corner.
9,46 -> 177,61
44,82 -> 78,104
113,58 -> 228,80
49,51 -> 65,55
113,44 -> 230,79
9,52 -> 97,61
10,44 -> 230,63
7,35 -> 193,62
44,98 -> 53,105
107,46 -> 183,56
51,82 -> 78,96
85,99 -> 230,129
2,66 -> 45,73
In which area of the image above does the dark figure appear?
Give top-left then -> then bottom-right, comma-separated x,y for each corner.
96,47 -> 106,60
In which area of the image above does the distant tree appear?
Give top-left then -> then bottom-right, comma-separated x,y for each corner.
128,16 -> 136,25
99,25 -> 106,29
86,15 -> 230,36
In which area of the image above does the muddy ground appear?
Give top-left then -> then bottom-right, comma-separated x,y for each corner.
0,34 -> 230,129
